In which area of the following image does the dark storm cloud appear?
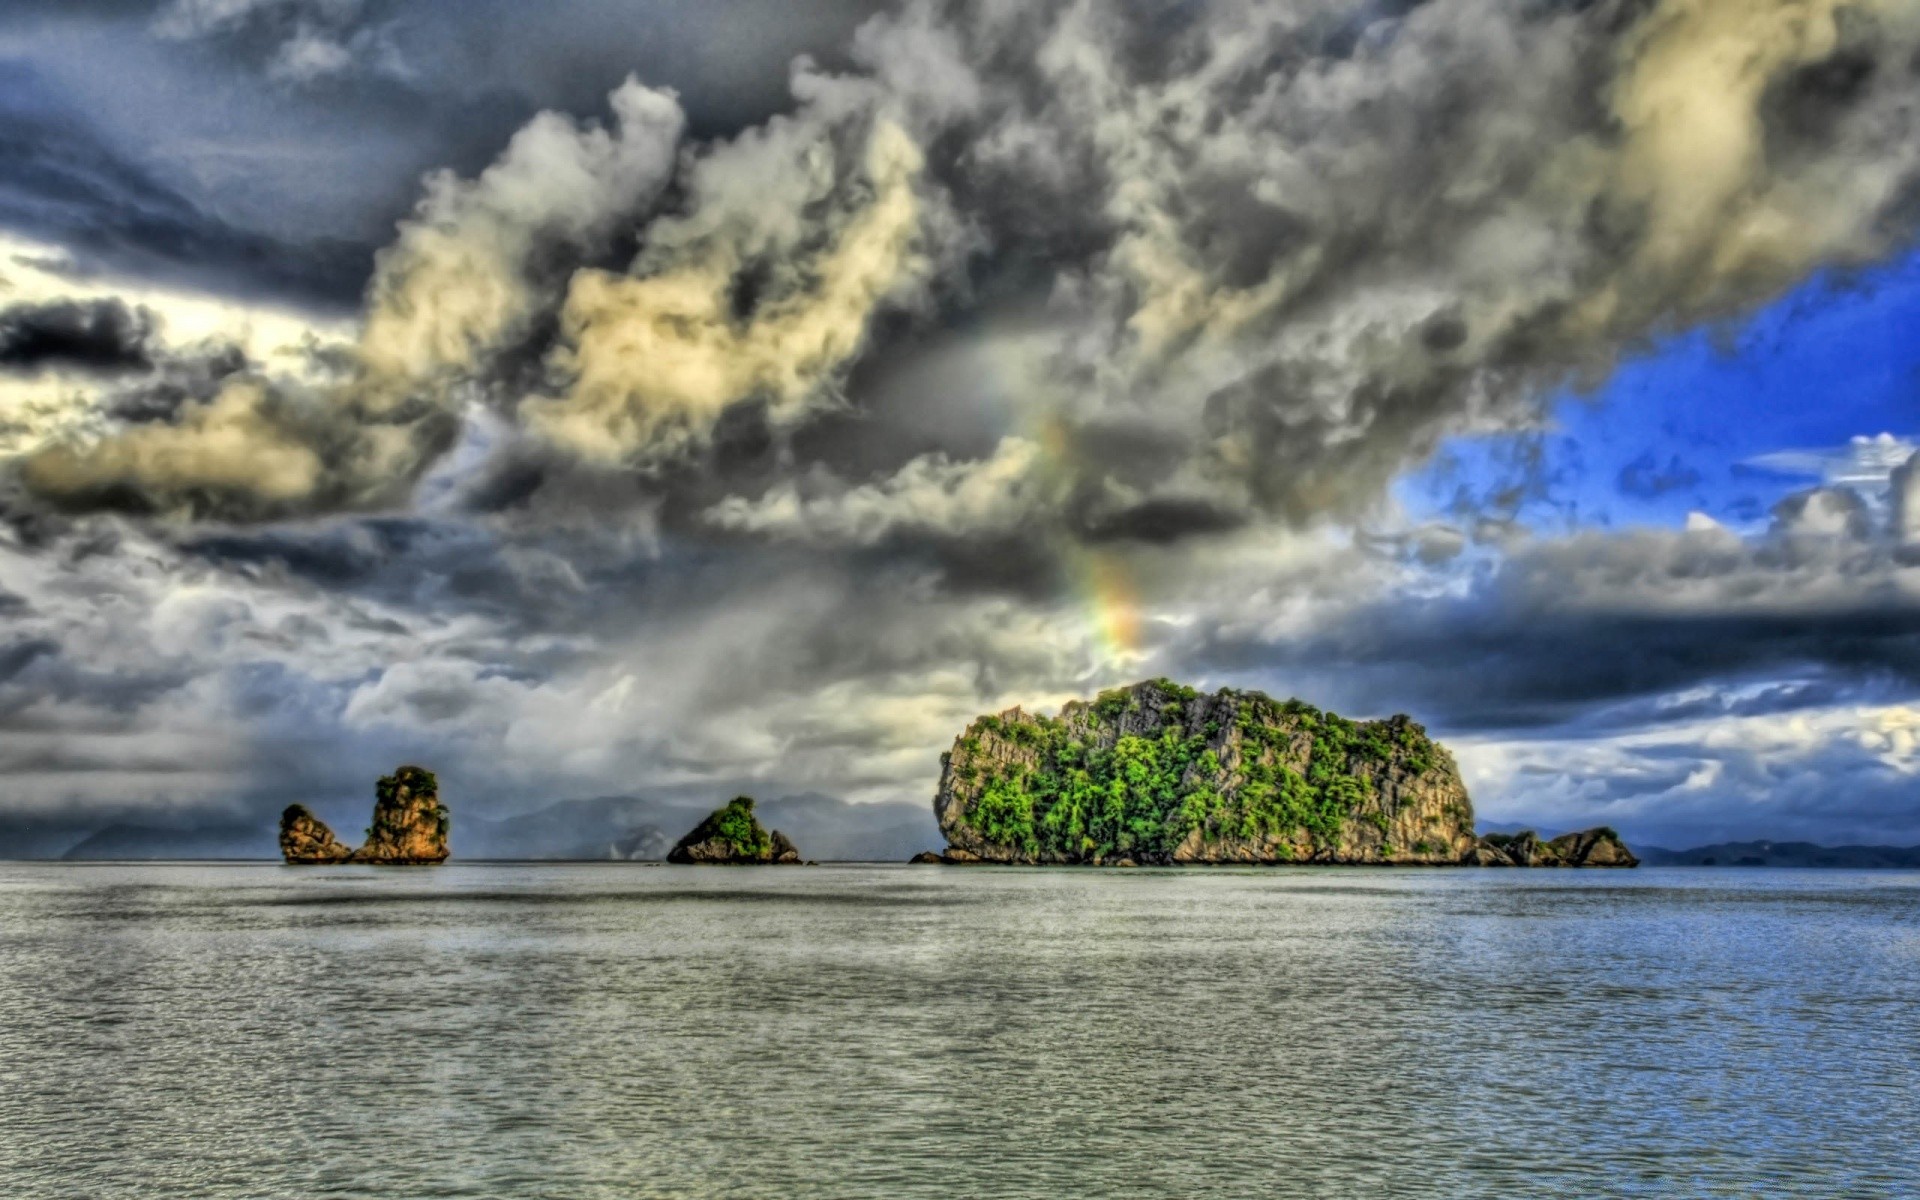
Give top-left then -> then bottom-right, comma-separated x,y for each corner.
0,59 -> 368,306
146,0 -> 890,129
0,2 -> 891,308
0,506 -> 1039,843
643,0 -> 1920,566
0,297 -> 154,374
14,0 -> 1920,526
0,621 -> 201,715
1191,526 -> 1920,733
176,516 -> 628,628
102,340 -> 249,423
0,638 -> 59,683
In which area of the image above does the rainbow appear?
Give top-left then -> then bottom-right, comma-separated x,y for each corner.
1020,409 -> 1146,661
1075,545 -> 1143,659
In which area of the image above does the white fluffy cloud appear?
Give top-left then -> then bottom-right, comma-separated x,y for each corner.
1459,701 -> 1920,845
704,436 -> 1048,545
526,112 -> 945,460
359,78 -> 685,396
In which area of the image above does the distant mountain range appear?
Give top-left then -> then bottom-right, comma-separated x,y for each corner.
1635,842 -> 1920,868
454,792 -> 939,863
1,793 -> 941,863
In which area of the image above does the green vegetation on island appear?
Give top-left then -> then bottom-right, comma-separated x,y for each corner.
936,679 -> 1472,865
929,679 -> 1636,867
668,796 -> 804,864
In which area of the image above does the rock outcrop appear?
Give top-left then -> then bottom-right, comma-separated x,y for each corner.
909,848 -> 981,864
935,679 -> 1477,865
279,805 -> 353,864
1466,828 -> 1639,868
668,796 -> 804,864
350,766 -> 451,864
931,680 -> 1636,868
279,765 -> 450,865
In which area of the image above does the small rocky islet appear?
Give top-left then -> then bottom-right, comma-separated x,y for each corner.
279,765 -> 450,865
665,796 -> 805,865
918,678 -> 1637,868
280,774 -> 814,866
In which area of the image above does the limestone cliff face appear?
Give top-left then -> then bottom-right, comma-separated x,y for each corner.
935,680 -> 1477,865
279,765 -> 450,865
351,766 -> 450,864
668,796 -> 804,864
279,805 -> 352,864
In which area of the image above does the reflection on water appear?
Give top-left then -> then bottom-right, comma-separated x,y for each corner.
1,863 -> 1916,1198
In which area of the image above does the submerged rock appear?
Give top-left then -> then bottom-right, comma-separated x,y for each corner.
668,796 -> 804,865
279,765 -> 450,865
1469,827 -> 1639,868
908,848 -> 983,864
279,805 -> 352,864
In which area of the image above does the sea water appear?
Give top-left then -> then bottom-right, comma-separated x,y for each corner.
0,863 -> 1915,1198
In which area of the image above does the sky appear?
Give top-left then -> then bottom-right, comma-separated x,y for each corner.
3,0 -> 1920,854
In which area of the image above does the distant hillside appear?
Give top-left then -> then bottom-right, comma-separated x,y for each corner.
59,823 -> 274,861
1639,842 -> 1920,868
457,795 -> 708,860
0,814 -> 125,860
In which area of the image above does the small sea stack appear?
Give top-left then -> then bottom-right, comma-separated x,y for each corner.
668,796 -> 804,864
279,806 -> 353,865
279,765 -> 451,865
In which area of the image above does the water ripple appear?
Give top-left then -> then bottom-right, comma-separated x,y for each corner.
1,864 -> 1916,1198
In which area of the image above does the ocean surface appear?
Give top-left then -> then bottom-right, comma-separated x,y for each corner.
1,864 -> 1916,1199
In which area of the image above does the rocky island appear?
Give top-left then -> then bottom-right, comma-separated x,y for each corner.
667,796 -> 804,864
925,679 -> 1634,867
1466,827 -> 1638,868
279,805 -> 356,864
279,765 -> 450,865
